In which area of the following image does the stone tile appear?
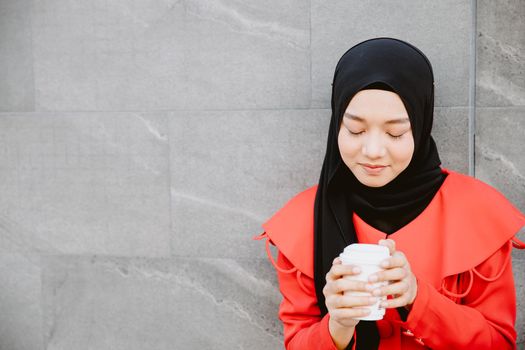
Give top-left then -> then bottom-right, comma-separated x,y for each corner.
32,0 -> 309,111
477,0 -> 525,106
433,107 -> 469,174
513,255 -> 525,345
475,107 -> 525,212
0,112 -> 171,256
169,109 -> 329,258
478,107 -> 525,344
0,248 -> 43,350
513,226 -> 525,346
0,0 -> 34,111
311,0 -> 471,108
170,107 -> 468,259
42,256 -> 282,349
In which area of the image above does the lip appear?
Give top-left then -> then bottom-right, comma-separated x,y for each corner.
361,163 -> 386,169
360,163 -> 387,175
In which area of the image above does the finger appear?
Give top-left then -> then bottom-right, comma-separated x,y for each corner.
335,295 -> 378,308
332,257 -> 342,265
326,278 -> 369,295
326,264 -> 361,282
378,239 -> 396,255
379,294 -> 411,309
326,294 -> 376,308
369,267 -> 407,283
330,307 -> 371,320
380,253 -> 407,269
371,280 -> 409,297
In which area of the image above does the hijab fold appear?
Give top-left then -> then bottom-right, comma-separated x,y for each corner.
313,38 -> 446,350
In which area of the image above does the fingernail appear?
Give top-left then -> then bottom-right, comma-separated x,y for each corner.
369,275 -> 378,282
365,284 -> 374,291
380,301 -> 387,307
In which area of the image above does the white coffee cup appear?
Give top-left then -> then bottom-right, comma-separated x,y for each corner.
339,243 -> 390,321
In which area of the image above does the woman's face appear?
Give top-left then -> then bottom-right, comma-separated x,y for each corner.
338,89 -> 414,187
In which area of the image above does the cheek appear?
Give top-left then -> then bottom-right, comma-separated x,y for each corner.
337,129 -> 358,157
390,138 -> 414,165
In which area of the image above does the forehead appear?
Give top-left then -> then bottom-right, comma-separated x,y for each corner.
344,89 -> 409,124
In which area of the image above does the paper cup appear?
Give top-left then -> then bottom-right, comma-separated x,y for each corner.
339,243 -> 390,321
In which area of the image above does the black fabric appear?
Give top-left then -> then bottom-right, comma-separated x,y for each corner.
313,37 -> 446,349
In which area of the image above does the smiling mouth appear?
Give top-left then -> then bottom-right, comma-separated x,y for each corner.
360,163 -> 388,174
361,163 -> 386,169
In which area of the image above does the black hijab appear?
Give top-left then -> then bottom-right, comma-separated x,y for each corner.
313,38 -> 446,349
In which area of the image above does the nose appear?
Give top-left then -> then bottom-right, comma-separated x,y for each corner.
362,133 -> 386,159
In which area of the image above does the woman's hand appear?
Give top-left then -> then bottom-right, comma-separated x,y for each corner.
369,239 -> 418,309
323,257 -> 378,349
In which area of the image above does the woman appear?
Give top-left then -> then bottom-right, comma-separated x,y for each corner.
255,38 -> 525,350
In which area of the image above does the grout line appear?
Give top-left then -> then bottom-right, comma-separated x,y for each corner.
29,0 -> 36,112
0,105 -> 477,116
165,117 -> 175,257
469,0 -> 477,177
309,0 -> 312,109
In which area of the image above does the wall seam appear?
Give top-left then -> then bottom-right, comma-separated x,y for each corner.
469,0 -> 477,177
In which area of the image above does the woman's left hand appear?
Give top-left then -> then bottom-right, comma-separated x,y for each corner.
367,238 -> 418,309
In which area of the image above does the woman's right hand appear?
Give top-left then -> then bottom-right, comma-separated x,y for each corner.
323,257 -> 378,349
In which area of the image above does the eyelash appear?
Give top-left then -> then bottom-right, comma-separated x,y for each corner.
347,129 -> 404,139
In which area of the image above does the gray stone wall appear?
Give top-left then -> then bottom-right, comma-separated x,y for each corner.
0,1 -> 523,349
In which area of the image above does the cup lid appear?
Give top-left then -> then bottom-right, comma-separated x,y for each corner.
340,243 -> 390,263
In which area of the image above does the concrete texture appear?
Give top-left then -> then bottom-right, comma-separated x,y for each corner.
170,109 -> 328,259
41,256 -> 281,350
0,1 -> 523,349
31,0 -> 310,111
477,0 -> 525,106
311,0 -> 471,108
476,1 -> 525,346
433,107 -> 470,174
476,108 -> 525,346
0,0 -> 34,111
514,253 -> 525,345
0,112 -> 171,257
0,252 -> 43,350
475,108 -> 525,211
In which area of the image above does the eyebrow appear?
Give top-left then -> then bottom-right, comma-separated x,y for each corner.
344,113 -> 410,125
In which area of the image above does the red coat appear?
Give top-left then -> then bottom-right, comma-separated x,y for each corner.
256,169 -> 525,349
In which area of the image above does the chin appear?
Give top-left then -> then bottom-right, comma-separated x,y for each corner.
359,178 -> 389,188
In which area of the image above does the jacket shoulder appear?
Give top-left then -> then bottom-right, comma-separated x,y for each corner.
445,170 -> 522,214
262,185 -> 318,278
440,170 -> 525,273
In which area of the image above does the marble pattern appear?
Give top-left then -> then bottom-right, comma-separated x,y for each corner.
41,256 -> 281,349
169,109 -> 328,259
31,0 -> 310,111
477,0 -> 525,107
475,108 -> 525,211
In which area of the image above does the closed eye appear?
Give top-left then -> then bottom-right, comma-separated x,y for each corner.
347,129 -> 364,135
388,133 -> 404,139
